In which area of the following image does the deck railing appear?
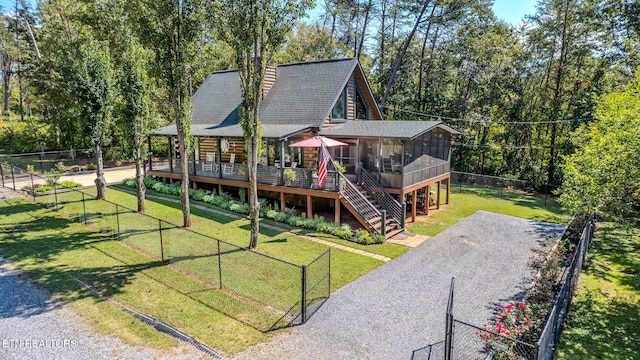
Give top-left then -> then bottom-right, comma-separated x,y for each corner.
402,162 -> 450,188
150,157 -> 341,192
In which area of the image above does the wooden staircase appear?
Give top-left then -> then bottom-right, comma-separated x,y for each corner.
337,172 -> 404,239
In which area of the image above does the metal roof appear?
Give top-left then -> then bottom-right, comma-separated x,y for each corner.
319,120 -> 461,140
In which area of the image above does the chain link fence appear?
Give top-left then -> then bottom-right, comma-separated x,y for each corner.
0,148 -> 129,174
1,162 -> 331,332
444,215 -> 596,360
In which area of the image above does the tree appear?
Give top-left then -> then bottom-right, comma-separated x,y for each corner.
215,0 -> 311,249
74,38 -> 114,200
140,0 -> 204,227
559,71 -> 640,218
119,34 -> 150,213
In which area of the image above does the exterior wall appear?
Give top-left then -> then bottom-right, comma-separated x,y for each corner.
347,76 -> 356,121
198,137 -> 246,164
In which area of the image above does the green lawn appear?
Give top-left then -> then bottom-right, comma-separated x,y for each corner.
110,183 -> 409,259
408,184 -> 569,236
555,221 -> 640,359
0,199 -> 264,355
32,187 -> 386,328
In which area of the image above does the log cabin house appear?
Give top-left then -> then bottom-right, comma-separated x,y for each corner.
149,58 -> 459,238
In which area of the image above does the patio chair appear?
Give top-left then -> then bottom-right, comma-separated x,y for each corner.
382,157 -> 392,172
391,157 -> 402,173
201,152 -> 215,172
222,153 -> 235,175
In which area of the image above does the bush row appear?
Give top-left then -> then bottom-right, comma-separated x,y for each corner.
22,180 -> 83,193
124,177 -> 386,245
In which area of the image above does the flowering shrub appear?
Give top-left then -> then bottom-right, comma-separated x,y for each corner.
478,302 -> 534,359
479,239 -> 573,358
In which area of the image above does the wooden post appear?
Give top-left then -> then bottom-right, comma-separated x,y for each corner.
334,200 -> 340,224
280,192 -> 285,212
446,176 -> 450,204
437,181 -> 441,209
425,184 -> 430,215
411,190 -> 417,223
306,194 -> 313,219
218,183 -> 222,195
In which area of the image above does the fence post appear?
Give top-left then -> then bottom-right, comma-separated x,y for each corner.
159,219 -> 165,263
10,165 -> 16,191
30,174 -> 35,201
301,265 -> 307,324
39,152 -> 44,173
54,183 -> 58,212
0,163 -> 4,187
217,239 -> 223,289
381,210 -> 387,236
115,204 -> 121,239
82,192 -> 87,224
444,277 -> 455,360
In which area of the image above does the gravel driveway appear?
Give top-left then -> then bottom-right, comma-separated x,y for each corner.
232,210 -> 565,360
0,256 -> 205,360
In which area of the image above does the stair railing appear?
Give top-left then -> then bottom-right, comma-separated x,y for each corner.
360,167 -> 404,229
337,171 -> 383,234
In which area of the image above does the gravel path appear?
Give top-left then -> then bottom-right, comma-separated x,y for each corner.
232,211 -> 565,360
0,256 -> 206,360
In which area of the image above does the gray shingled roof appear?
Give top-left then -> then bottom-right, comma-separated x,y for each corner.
154,58 -> 359,138
319,120 -> 460,139
152,123 -> 313,139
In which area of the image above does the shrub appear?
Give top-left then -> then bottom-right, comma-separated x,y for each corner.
202,194 -> 214,203
59,180 -> 82,189
34,184 -> 53,193
123,178 -> 136,188
189,188 -> 206,201
87,163 -> 97,170
258,198 -> 269,216
238,187 -> 246,203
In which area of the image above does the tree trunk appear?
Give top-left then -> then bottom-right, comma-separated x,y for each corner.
17,62 -> 24,122
356,0 -> 372,59
547,0 -> 571,186
417,4 -> 438,108
248,120 -> 260,250
2,51 -> 10,114
94,143 -> 107,200
379,0 -> 433,112
134,125 -> 146,213
175,102 -> 191,228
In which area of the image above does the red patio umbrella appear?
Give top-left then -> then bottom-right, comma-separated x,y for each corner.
288,136 -> 348,148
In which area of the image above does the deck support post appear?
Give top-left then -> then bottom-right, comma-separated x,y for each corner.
437,181 -> 441,209
446,176 -> 450,204
280,192 -> 285,212
334,200 -> 340,224
425,184 -> 430,215
306,194 -> 313,219
411,190 -> 417,223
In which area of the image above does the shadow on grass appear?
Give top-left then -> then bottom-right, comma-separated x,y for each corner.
559,289 -> 640,359
0,199 -> 300,333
